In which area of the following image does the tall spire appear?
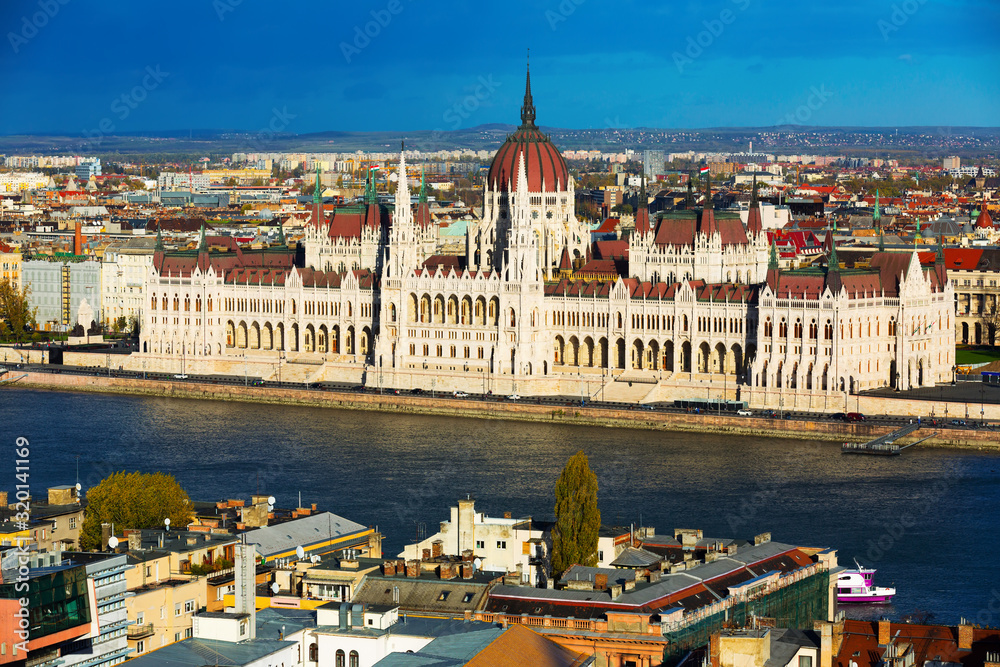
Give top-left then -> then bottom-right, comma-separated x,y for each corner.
746,173 -> 763,235
277,218 -> 286,246
396,148 -> 410,205
520,52 -> 536,129
154,224 -> 163,251
768,237 -> 778,271
766,236 -> 781,290
312,166 -> 321,205
873,188 -> 881,228
701,171 -> 718,236
635,174 -> 651,235
936,230 -> 945,264
198,223 -> 207,252
419,167 -> 427,204
878,225 -> 885,251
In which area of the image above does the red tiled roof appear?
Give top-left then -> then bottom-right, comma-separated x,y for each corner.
834,619 -> 1000,667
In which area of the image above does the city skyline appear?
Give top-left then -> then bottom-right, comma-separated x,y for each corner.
1,0 -> 998,136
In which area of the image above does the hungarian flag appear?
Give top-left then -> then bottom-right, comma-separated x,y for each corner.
699,166 -> 710,174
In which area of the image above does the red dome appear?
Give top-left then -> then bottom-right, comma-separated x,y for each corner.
485,65 -> 569,193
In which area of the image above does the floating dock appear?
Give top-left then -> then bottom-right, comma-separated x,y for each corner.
842,423 -> 937,456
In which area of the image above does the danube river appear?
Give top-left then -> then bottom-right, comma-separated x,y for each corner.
3,389 -> 999,624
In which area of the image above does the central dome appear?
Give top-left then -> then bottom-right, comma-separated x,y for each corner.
486,66 -> 569,193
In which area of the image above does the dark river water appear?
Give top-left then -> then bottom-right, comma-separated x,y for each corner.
3,389 -> 999,625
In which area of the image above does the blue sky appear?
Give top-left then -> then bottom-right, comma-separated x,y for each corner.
0,0 -> 997,135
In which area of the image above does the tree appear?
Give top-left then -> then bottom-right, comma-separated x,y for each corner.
0,278 -> 37,342
80,472 -> 192,550
980,298 -> 1000,346
551,450 -> 601,576
612,203 -> 633,215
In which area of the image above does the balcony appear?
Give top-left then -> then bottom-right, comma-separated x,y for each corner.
128,623 -> 154,640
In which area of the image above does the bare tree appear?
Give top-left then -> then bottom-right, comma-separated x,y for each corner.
980,297 -> 1000,346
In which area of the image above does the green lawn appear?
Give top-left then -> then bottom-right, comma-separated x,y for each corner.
955,346 -> 1000,365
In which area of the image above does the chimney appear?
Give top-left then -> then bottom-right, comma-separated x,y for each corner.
878,619 -> 891,645
101,522 -> 112,551
464,610 -> 472,622
504,511 -> 512,519
422,548 -> 431,560
818,622 -> 833,667
382,561 -> 396,576
406,560 -> 420,578
958,622 -> 973,650
461,563 -> 473,579
439,563 -> 455,580
74,220 -> 82,256
594,573 -> 608,590
127,530 -> 142,551
461,549 -> 474,562
431,540 -> 443,558
311,503 -> 317,512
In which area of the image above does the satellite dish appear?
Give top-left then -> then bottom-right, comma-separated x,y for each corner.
311,555 -> 320,563
75,482 -> 82,491
164,518 -> 171,528
268,496 -> 276,505
473,558 -> 482,571
108,536 -> 119,549
271,582 -> 280,594
295,545 -> 305,559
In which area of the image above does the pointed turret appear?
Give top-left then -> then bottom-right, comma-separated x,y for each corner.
746,174 -> 763,236
277,219 -> 286,246
309,167 -> 326,229
936,230 -> 945,264
414,167 -> 432,230
878,226 -> 885,252
198,223 -> 207,252
700,172 -> 718,237
825,233 -> 843,294
766,236 -> 780,290
520,56 -> 536,129
872,189 -> 881,229
634,175 -> 651,235
154,224 -> 164,251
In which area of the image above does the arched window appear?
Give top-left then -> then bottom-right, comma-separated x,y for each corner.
349,651 -> 359,667
824,321 -> 834,340
793,319 -> 802,338
809,319 -> 817,339
309,643 -> 318,662
778,318 -> 788,338
764,318 -> 772,338
336,650 -> 345,667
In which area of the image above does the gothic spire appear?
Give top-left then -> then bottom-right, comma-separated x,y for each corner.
198,223 -> 207,252
277,218 -> 286,245
419,167 -> 427,204
873,188 -> 881,227
154,224 -> 163,251
768,237 -> 778,271
936,230 -> 945,264
878,225 -> 885,252
520,54 -> 536,129
312,166 -> 321,205
746,173 -> 763,235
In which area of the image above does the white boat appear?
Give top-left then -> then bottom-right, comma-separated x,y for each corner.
837,560 -> 896,603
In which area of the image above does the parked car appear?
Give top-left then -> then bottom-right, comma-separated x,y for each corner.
829,412 -> 847,421
410,388 -> 424,395
845,412 -> 866,422
453,391 -> 469,398
508,393 -> 521,401
737,409 -> 752,416
638,404 -> 655,411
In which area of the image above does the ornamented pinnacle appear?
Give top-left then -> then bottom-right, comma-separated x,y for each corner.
198,223 -> 207,252
312,166 -> 322,205
154,225 -> 163,251
520,54 -> 536,128
419,167 -> 427,204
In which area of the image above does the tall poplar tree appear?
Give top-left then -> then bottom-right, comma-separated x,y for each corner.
552,450 -> 601,576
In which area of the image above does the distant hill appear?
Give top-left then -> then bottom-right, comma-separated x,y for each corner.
0,125 -> 996,158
